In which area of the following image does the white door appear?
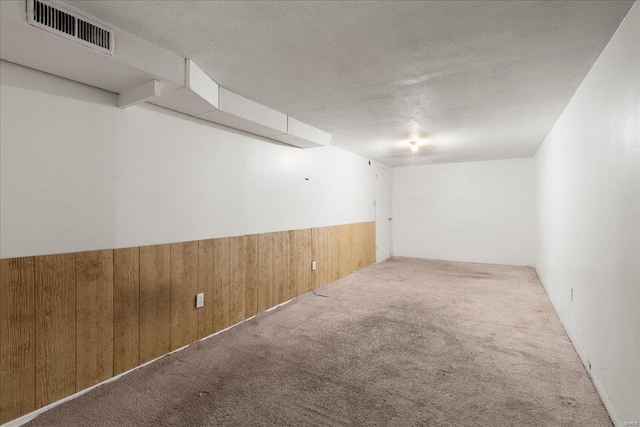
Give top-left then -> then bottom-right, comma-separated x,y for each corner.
375,166 -> 392,262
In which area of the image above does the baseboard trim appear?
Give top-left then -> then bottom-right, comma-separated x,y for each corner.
534,269 -> 619,427
0,298 -> 295,427
563,325 -> 619,427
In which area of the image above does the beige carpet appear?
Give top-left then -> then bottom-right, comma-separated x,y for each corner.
27,257 -> 610,427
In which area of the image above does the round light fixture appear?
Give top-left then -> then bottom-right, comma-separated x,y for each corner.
410,140 -> 419,152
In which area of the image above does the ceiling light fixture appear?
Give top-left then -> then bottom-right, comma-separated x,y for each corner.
410,140 -> 419,152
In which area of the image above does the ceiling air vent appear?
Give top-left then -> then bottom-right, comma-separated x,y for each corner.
26,0 -> 114,54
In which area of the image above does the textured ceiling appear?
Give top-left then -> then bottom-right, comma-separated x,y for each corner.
65,1 -> 633,166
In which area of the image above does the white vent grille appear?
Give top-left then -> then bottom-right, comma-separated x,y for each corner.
27,0 -> 113,54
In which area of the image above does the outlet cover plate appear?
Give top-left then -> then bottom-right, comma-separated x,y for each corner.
196,293 -> 205,308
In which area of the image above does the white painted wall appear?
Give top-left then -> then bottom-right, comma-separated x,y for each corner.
534,3 -> 639,426
0,60 -> 375,259
392,158 -> 535,266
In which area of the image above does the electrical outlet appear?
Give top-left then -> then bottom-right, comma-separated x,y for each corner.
311,260 -> 317,271
195,293 -> 204,308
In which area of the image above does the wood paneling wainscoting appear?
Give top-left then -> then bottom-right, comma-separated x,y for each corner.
0,221 -> 375,424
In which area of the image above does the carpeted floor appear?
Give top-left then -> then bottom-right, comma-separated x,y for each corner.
27,257 -> 610,427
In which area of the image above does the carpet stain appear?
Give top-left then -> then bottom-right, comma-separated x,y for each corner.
505,398 -> 536,411
560,396 -> 578,407
435,368 -> 452,379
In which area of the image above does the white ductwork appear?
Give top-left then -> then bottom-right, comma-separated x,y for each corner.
197,88 -> 288,138
146,60 -> 219,116
0,0 -> 331,149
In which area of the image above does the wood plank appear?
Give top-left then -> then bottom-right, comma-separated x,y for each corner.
245,235 -> 258,318
363,222 -> 374,268
366,221 -> 376,266
328,225 -> 339,283
311,228 -> 319,290
286,231 -> 297,300
34,254 -> 75,408
0,257 -> 35,423
295,229 -> 311,295
361,223 -> 369,267
358,222 -> 373,269
75,250 -> 113,391
113,248 -> 139,376
170,241 -> 199,350
316,227 -> 330,288
349,223 -> 358,273
337,224 -> 352,278
272,231 -> 289,305
229,236 -> 246,326
197,239 -> 215,339
257,233 -> 273,313
213,238 -> 230,332
352,223 -> 366,272
313,228 -> 323,288
139,244 -> 171,363
271,232 -> 282,306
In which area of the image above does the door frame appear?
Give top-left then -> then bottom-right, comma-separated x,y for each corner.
374,163 -> 392,262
